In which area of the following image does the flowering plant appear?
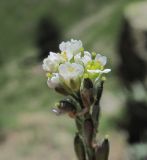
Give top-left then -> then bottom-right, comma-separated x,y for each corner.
43,39 -> 111,160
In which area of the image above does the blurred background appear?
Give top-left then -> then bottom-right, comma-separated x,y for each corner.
0,0 -> 147,159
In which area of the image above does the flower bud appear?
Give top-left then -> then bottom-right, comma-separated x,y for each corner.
83,118 -> 94,147
80,78 -> 94,109
95,137 -> 110,160
52,99 -> 77,118
74,133 -> 86,160
83,78 -> 93,89
55,85 -> 70,95
92,103 -> 100,133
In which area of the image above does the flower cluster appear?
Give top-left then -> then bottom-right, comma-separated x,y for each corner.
42,39 -> 111,93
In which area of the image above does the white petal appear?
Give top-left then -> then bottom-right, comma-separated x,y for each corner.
59,39 -> 83,56
95,54 -> 107,66
74,51 -> 92,66
59,41 -> 70,52
50,52 -> 63,62
42,52 -> 62,72
87,69 -> 111,74
47,74 -> 60,89
74,53 -> 82,63
87,69 -> 102,73
102,69 -> 111,73
66,51 -> 73,61
84,51 -> 91,57
72,63 -> 84,75
42,57 -> 52,72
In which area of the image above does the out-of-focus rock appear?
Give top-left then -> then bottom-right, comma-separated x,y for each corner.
117,2 -> 147,145
36,17 -> 62,61
118,1 -> 147,88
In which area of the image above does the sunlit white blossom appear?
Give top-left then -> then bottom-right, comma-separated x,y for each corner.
83,53 -> 111,78
59,62 -> 84,90
59,39 -> 83,60
95,54 -> 107,66
42,52 -> 63,73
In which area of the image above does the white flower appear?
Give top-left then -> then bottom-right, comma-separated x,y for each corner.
42,52 -> 63,72
74,51 -> 91,66
47,73 -> 60,89
85,53 -> 111,77
59,39 -> 83,60
59,62 -> 84,90
59,62 -> 84,79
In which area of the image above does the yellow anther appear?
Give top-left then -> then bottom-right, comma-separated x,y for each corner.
46,73 -> 52,78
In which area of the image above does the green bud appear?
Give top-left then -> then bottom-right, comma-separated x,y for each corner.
95,138 -> 110,160
74,133 -> 86,160
83,118 -> 94,147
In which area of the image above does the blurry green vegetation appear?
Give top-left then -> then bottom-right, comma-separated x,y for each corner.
0,0 -> 140,60
0,0 -> 143,132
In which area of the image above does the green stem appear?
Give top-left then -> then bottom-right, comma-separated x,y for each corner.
75,111 -> 95,160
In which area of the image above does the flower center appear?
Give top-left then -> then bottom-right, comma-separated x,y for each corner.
86,61 -> 103,71
68,66 -> 75,73
46,73 -> 52,78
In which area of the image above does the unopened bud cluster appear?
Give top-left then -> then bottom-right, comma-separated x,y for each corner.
42,39 -> 111,160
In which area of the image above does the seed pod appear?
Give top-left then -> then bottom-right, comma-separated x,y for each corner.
96,80 -> 104,104
83,118 -> 94,147
74,133 -> 86,160
92,80 -> 104,130
95,138 -> 110,160
91,103 -> 100,134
